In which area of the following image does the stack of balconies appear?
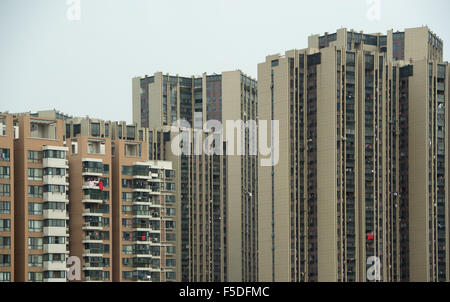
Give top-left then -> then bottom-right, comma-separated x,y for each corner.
81,158 -> 110,281
42,146 -> 69,282
129,163 -> 163,281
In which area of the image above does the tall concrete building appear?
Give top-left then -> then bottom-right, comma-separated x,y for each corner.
111,129 -> 177,282
65,117 -> 113,282
258,27 -> 448,282
13,115 -> 69,282
132,71 -> 258,281
63,116 -> 178,282
0,114 -> 15,282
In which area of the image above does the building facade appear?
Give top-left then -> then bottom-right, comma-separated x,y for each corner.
0,114 -> 15,282
133,71 -> 258,281
13,115 -> 69,282
258,27 -> 448,282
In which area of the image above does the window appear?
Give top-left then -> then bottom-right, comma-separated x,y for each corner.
165,183 -> 175,192
28,186 -> 42,198
166,246 -> 176,255
65,124 -> 71,139
122,166 -> 133,176
103,164 -> 109,175
87,140 -> 105,155
105,123 -> 109,137
91,123 -> 100,137
43,202 -> 65,211
165,221 -> 176,230
43,253 -> 65,261
0,272 -> 10,282
28,203 -> 43,215
44,237 -> 66,245
118,125 -> 123,139
166,208 -> 176,217
122,205 -> 132,213
0,219 -> 10,232
122,245 -> 132,255
165,195 -> 176,203
165,259 -> 176,268
43,150 -> 65,159
43,185 -> 66,193
73,124 -> 81,136
122,219 -> 132,228
28,254 -> 43,267
122,179 -> 132,188
28,151 -> 43,163
0,166 -> 9,179
28,220 -> 43,232
0,184 -> 10,197
122,192 -> 132,202
82,161 -> 103,174
28,168 -> 43,181
126,126 -> 135,140
0,202 -> 10,214
0,237 -> 10,249
166,272 -> 176,281
43,168 -> 65,176
71,142 -> 78,154
165,170 -> 175,179
28,237 -> 43,250
0,254 -> 11,267
166,233 -> 176,242
44,219 -> 65,227
43,271 -> 66,279
122,271 -> 133,280
0,117 -> 5,136
0,149 -> 10,162
28,272 -> 43,282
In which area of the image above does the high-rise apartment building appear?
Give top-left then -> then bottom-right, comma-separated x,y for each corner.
13,115 -> 69,282
65,117 -> 113,282
111,132 -> 177,282
258,26 -> 448,282
63,115 -> 178,282
132,71 -> 258,281
0,114 -> 15,282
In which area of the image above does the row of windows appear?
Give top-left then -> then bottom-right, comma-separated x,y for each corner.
28,220 -> 66,232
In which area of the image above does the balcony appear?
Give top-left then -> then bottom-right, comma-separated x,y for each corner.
43,158 -> 68,169
82,208 -> 107,217
43,209 -> 67,220
84,276 -> 109,282
43,192 -> 68,202
83,263 -> 106,271
87,140 -> 106,155
43,277 -> 66,283
82,235 -> 105,244
82,159 -> 104,176
82,249 -> 105,257
43,227 -> 67,237
82,191 -> 108,204
82,222 -> 105,231
30,120 -> 58,140
44,243 -> 67,254
43,175 -> 68,186
82,181 -> 100,190
132,185 -> 152,193
44,260 -> 66,271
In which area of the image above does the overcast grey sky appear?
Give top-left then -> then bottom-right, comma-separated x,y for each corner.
1,0 -> 449,122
